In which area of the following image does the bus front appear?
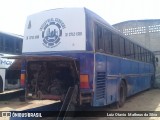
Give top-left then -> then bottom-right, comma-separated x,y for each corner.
22,8 -> 94,106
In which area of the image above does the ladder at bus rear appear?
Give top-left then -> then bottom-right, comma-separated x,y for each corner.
57,85 -> 78,120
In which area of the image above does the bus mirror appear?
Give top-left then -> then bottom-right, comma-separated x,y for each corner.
156,57 -> 159,62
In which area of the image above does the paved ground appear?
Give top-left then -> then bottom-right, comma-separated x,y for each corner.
1,89 -> 160,120
74,89 -> 160,120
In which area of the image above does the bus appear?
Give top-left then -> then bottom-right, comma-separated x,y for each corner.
0,32 -> 23,93
21,7 -> 155,108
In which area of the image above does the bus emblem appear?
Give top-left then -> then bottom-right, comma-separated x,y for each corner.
40,18 -> 66,48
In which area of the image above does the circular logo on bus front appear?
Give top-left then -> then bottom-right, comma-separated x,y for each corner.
40,18 -> 66,48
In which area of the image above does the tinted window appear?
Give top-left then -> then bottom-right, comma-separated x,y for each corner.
15,39 -> 22,54
119,37 -> 125,57
135,45 -> 139,60
144,49 -> 147,62
130,42 -> 135,59
147,51 -> 150,63
103,29 -> 112,53
4,37 -> 11,52
95,24 -> 104,52
112,34 -> 120,55
94,23 -> 153,63
125,40 -> 130,58
138,46 -> 142,61
141,48 -> 145,62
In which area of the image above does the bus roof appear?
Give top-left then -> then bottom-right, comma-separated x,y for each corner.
23,7 -> 153,54
0,31 -> 23,39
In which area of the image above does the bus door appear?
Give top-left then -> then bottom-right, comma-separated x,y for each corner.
0,69 -> 5,92
0,58 -> 21,92
5,59 -> 22,90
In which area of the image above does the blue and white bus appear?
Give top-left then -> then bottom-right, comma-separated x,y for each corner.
0,32 -> 23,93
22,8 -> 155,107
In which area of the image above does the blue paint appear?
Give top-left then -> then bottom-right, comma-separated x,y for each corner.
93,53 -> 154,106
23,51 -> 154,107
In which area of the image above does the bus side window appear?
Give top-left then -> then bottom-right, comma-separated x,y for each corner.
112,33 -> 120,56
4,36 -> 14,53
15,39 -> 22,54
146,50 -> 149,63
138,46 -> 142,61
148,52 -> 150,63
144,49 -> 147,62
147,51 -> 150,63
95,24 -> 104,52
141,48 -> 145,62
130,42 -> 135,59
150,54 -> 153,63
119,37 -> 125,57
0,33 -> 22,55
103,29 -> 112,54
135,45 -> 139,60
124,39 -> 131,58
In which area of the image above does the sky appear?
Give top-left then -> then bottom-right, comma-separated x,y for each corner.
0,0 -> 160,35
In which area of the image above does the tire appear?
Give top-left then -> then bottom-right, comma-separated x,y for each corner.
0,76 -> 3,93
116,80 -> 126,108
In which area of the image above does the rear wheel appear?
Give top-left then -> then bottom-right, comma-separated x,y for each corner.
116,80 -> 126,108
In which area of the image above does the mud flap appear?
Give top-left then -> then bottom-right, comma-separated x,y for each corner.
57,85 -> 78,120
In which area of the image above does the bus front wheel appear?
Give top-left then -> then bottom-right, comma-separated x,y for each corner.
116,80 -> 126,108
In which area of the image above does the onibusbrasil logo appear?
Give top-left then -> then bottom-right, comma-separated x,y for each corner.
40,18 -> 66,48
